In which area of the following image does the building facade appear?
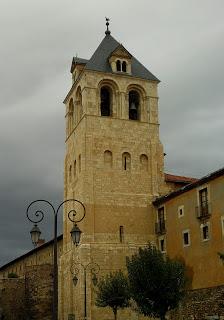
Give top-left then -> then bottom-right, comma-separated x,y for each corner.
153,167 -> 224,289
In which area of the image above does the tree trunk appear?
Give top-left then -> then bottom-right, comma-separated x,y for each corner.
113,307 -> 117,320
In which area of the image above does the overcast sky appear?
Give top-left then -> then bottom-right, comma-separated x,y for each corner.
0,0 -> 224,266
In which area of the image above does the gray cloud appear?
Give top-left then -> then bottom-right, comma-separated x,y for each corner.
0,0 -> 224,265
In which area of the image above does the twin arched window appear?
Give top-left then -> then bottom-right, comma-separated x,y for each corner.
100,85 -> 142,120
116,60 -> 127,72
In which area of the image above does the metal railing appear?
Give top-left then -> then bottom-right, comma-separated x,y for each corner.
196,201 -> 211,219
155,220 -> 166,235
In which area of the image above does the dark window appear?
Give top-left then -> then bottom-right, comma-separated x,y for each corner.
122,61 -> 127,72
116,60 -> 121,71
199,188 -> 208,216
100,87 -> 111,116
160,239 -> 165,252
129,90 -> 139,120
202,225 -> 209,240
158,207 -> 165,222
183,231 -> 189,246
119,226 -> 124,243
122,152 -> 131,171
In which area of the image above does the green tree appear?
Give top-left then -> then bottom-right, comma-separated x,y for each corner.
127,245 -> 188,320
95,270 -> 130,320
7,272 -> 18,278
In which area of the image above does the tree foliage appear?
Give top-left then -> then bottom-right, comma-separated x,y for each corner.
127,245 -> 188,320
7,272 -> 18,278
95,270 -> 130,320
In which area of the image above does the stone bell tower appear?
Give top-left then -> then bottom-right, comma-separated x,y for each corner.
59,21 -> 165,320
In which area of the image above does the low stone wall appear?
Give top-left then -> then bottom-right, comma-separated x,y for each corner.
0,264 -> 53,320
169,285 -> 224,320
25,264 -> 53,320
0,278 -> 26,320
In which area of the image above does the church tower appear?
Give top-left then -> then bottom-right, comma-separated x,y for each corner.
59,22 -> 165,320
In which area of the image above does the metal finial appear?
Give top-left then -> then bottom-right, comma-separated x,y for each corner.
105,17 -> 111,35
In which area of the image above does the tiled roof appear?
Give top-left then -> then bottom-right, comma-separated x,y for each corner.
165,173 -> 198,184
78,34 -> 159,81
154,167 -> 224,206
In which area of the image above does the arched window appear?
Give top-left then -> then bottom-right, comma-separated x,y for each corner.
122,61 -> 127,72
140,154 -> 148,171
100,86 -> 111,116
68,99 -> 74,133
129,90 -> 140,120
116,60 -> 121,71
122,152 -> 131,171
104,150 -> 112,169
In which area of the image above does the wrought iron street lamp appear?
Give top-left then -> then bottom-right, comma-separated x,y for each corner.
26,199 -> 86,320
70,261 -> 100,320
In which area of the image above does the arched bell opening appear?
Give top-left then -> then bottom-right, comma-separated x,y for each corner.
129,90 -> 140,120
100,86 -> 112,117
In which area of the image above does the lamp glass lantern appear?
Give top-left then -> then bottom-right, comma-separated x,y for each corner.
70,223 -> 82,246
30,224 -> 41,246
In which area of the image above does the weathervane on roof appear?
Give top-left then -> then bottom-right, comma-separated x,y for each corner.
105,17 -> 111,35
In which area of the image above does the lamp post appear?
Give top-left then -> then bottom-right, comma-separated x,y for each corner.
26,199 -> 86,320
70,261 -> 100,320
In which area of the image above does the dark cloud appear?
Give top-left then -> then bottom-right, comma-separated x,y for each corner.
1,0 -> 224,265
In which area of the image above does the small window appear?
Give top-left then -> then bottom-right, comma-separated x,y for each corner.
69,165 -> 72,182
74,160 -> 77,178
221,216 -> 224,237
201,223 -> 210,241
159,237 -> 166,253
199,187 -> 209,216
78,155 -> 81,172
183,230 -> 190,247
116,60 -> 121,71
178,205 -> 184,218
158,207 -> 165,222
122,152 -> 131,171
119,226 -> 124,243
122,61 -> 127,72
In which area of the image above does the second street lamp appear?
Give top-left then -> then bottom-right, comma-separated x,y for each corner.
70,261 -> 100,320
26,199 -> 86,320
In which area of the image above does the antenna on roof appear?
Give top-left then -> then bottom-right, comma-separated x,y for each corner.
105,17 -> 111,35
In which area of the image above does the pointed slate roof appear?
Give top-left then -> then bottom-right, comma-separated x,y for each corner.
84,34 -> 159,82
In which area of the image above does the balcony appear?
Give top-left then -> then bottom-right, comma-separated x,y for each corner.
196,201 -> 211,220
155,220 -> 166,235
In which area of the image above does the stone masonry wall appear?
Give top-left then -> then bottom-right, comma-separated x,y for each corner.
169,285 -> 224,320
25,264 -> 53,320
0,278 -> 26,320
0,264 -> 53,320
